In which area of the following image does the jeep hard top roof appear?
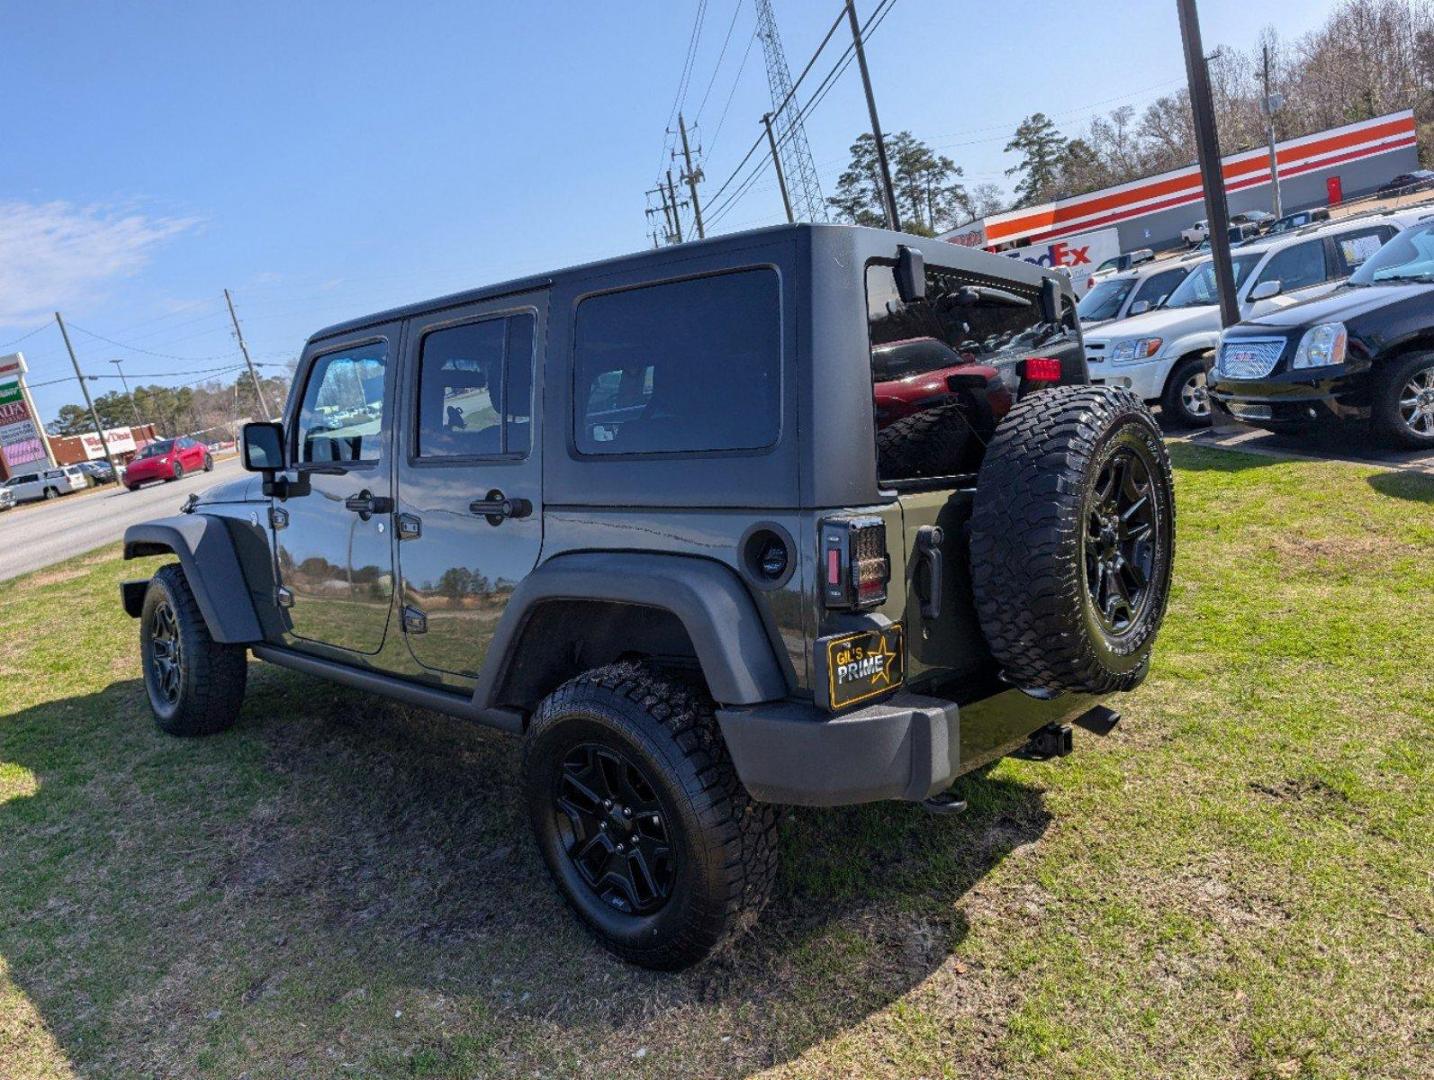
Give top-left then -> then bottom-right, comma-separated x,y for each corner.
306,223 -> 1067,345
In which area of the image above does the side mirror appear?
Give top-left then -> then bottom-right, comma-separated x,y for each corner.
1248,280 -> 1282,301
895,245 -> 925,303
241,422 -> 285,472
1129,300 -> 1151,316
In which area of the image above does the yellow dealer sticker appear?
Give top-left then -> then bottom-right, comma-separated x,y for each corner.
825,624 -> 904,710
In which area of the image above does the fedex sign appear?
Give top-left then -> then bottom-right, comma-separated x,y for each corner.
999,227 -> 1121,296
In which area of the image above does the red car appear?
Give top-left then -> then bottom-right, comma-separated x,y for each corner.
872,337 -> 1015,429
123,436 -> 213,490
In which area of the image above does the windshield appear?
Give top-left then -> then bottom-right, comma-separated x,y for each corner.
1078,277 -> 1137,321
1349,223 -> 1434,285
137,440 -> 174,459
1163,254 -> 1262,308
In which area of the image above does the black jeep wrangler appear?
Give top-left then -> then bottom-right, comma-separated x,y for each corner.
121,224 -> 1175,969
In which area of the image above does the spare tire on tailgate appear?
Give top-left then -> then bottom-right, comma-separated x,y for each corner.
970,385 -> 1175,694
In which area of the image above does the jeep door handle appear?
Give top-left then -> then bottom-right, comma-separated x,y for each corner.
469,490 -> 532,525
344,490 -> 393,520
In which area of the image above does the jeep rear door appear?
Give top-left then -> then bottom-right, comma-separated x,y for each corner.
393,292 -> 545,685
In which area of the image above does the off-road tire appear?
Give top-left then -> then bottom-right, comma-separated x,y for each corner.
1160,354 -> 1213,428
1371,351 -> 1434,449
971,385 -> 1175,695
524,662 -> 779,970
876,403 -> 974,479
140,563 -> 247,736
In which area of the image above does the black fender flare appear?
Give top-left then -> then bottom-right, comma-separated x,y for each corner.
123,515 -> 263,643
474,552 -> 790,709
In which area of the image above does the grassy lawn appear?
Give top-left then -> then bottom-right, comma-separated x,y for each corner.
1,443 -> 1430,1079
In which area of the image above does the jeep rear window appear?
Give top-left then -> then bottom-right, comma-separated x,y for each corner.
573,269 -> 780,455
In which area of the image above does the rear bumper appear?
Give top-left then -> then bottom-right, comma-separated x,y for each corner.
716,687 -> 1102,806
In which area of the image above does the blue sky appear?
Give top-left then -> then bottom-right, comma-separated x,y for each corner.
1,0 -> 1345,424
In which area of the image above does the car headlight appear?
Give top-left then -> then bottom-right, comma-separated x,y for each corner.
1110,337 -> 1164,363
1291,322 -> 1347,369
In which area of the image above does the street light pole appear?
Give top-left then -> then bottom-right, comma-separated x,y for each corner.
1176,0 -> 1240,329
110,359 -> 143,426
1261,43 -> 1283,219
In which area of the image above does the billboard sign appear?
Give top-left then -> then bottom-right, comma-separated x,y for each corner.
0,383 -> 49,471
79,427 -> 137,459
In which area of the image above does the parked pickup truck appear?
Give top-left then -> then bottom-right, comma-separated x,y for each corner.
119,224 -> 1176,970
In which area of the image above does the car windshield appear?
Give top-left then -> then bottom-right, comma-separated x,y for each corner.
137,440 -> 174,459
1163,254 -> 1262,308
1077,277 -> 1137,321
1348,222 -> 1434,285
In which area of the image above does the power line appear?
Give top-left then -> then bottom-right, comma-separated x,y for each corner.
694,0 -> 745,123
0,322 -> 53,350
705,25 -> 759,159
657,1 -> 711,174
63,321 -> 239,363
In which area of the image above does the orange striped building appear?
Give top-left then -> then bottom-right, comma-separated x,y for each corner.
941,109 -> 1420,253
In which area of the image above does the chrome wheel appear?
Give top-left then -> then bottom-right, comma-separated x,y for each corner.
1397,363 -> 1434,437
148,601 -> 183,705
1181,370 -> 1210,419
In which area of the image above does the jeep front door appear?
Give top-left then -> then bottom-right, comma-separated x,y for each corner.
394,295 -> 544,683
274,329 -> 397,655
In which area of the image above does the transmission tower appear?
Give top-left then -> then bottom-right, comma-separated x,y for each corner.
754,0 -> 827,222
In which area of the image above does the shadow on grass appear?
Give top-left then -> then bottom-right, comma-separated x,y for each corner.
1366,468 -> 1434,502
0,666 -> 1050,1077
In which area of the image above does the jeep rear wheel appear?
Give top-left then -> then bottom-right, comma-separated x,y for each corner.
524,662 -> 778,970
140,564 -> 247,736
971,385 -> 1175,695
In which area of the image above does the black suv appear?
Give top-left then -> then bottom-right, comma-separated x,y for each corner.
120,224 -> 1175,969
1211,217 -> 1434,448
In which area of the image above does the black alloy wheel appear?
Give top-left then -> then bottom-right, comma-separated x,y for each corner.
1085,446 -> 1159,635
147,599 -> 183,707
554,743 -> 676,916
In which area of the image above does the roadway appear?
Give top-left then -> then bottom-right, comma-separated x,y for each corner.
0,456 -> 245,582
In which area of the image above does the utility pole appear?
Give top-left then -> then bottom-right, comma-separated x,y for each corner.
109,359 -> 143,426
762,113 -> 795,224
676,113 -> 706,240
844,0 -> 900,231
1177,0 -> 1239,329
1261,43 -> 1283,219
665,170 -> 685,244
223,289 -> 272,419
55,312 -> 121,478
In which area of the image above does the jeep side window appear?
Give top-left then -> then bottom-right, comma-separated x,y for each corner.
416,313 -> 535,458
295,342 -> 388,464
573,268 -> 780,455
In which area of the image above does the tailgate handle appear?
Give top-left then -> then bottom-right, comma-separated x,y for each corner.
914,525 -> 944,621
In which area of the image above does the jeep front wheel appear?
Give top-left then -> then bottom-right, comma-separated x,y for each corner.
971,385 -> 1175,695
523,662 -> 778,970
140,563 -> 248,736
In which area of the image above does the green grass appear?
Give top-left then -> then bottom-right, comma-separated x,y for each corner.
1,444 -> 1431,1079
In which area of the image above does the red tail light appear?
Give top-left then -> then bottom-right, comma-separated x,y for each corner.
1023,356 -> 1063,382
820,517 -> 889,610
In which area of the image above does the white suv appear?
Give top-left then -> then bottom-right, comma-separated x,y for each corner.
1082,210 -> 1434,426
1078,257 -> 1196,328
1,464 -> 89,503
